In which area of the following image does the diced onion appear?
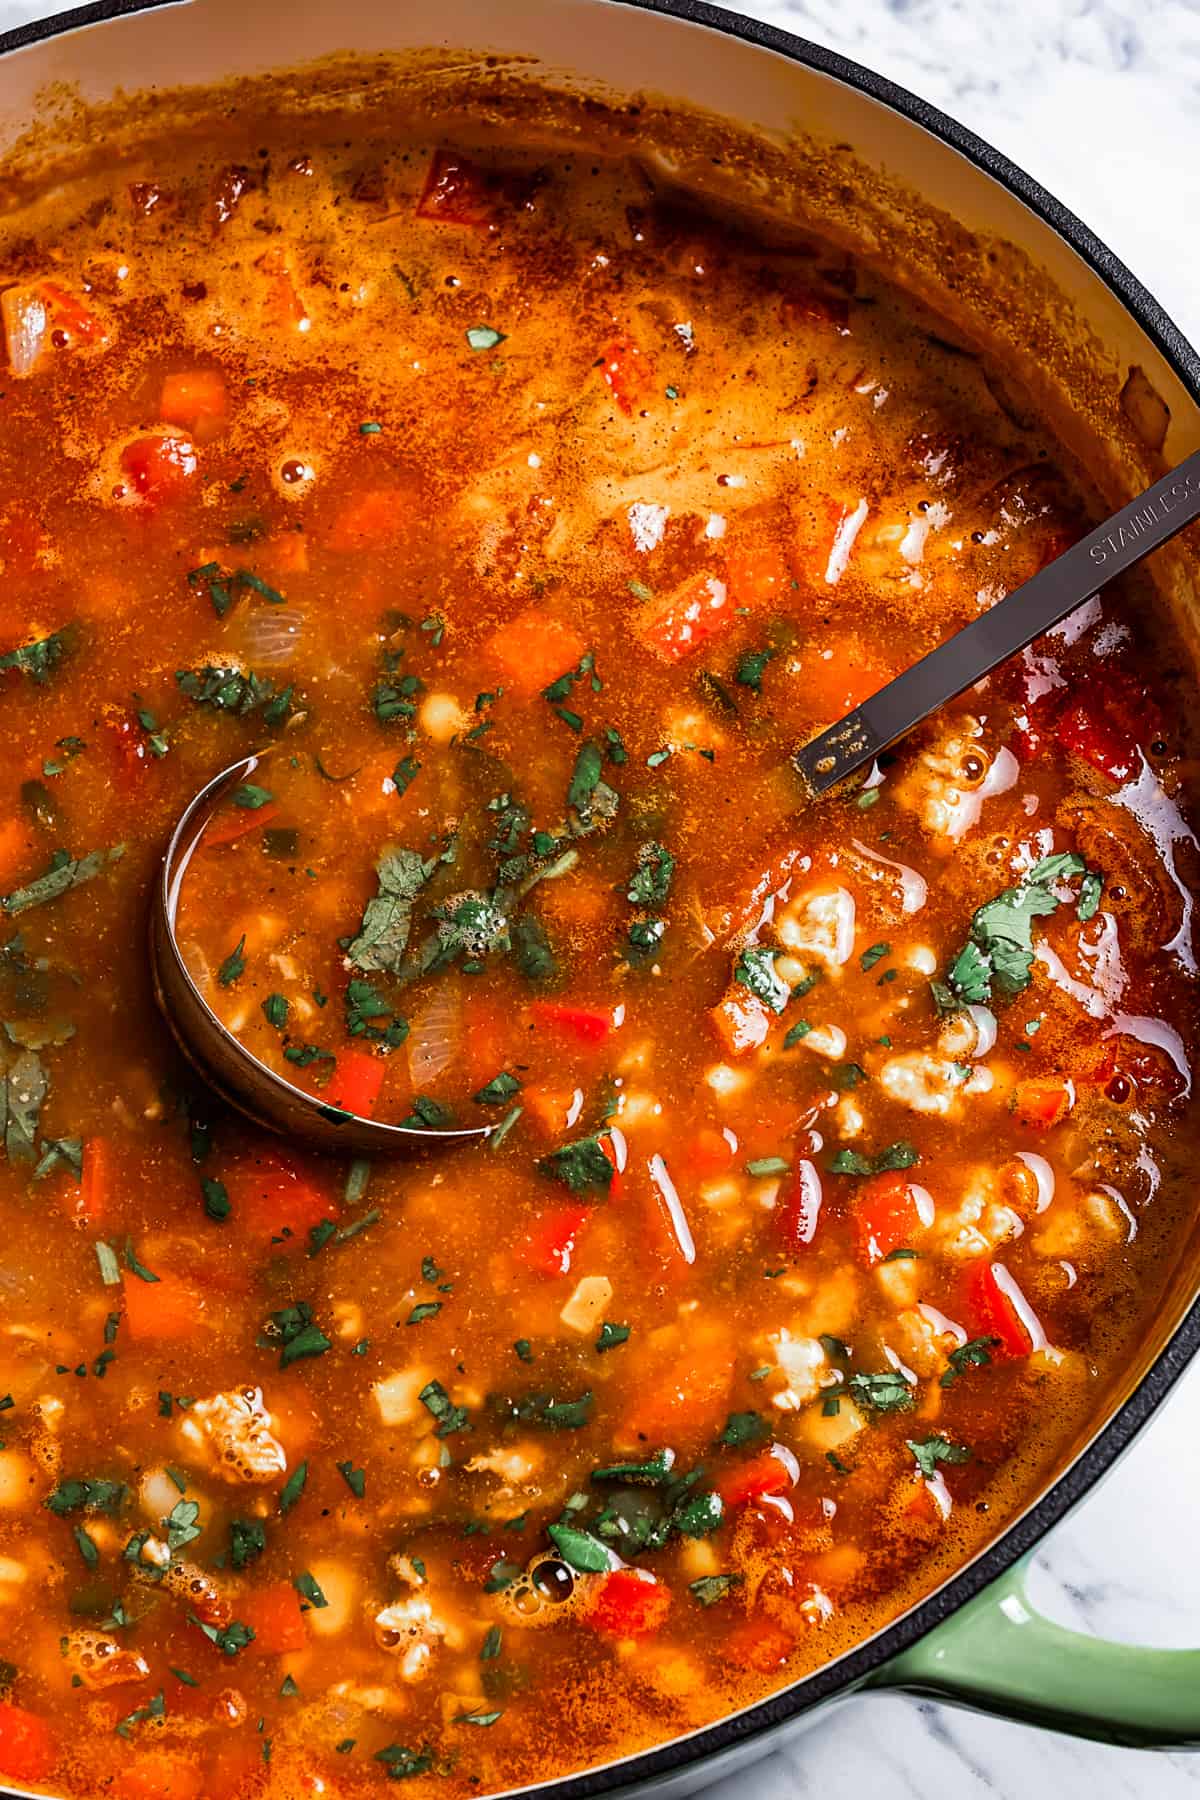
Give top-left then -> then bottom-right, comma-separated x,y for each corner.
2,284 -> 48,378
238,604 -> 305,667
407,985 -> 462,1088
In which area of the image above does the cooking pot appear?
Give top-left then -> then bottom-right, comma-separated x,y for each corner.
1,1 -> 1198,1795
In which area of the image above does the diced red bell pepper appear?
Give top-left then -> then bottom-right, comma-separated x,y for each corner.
710,987 -> 771,1058
72,1135 -> 112,1227
326,1048 -> 386,1118
1056,701 -> 1138,784
416,149 -> 494,226
225,1150 -> 336,1244
40,280 -> 104,343
960,1259 -> 1033,1359
101,703 -> 157,781
588,1569 -> 672,1636
0,1701 -> 56,1783
529,1000 -> 614,1044
718,1449 -> 795,1508
519,1202 -> 592,1278
775,1158 -> 823,1253
639,569 -> 732,663
119,432 -> 198,504
600,333 -> 652,416
239,1581 -> 309,1655
115,1751 -> 206,1800
123,1271 -> 206,1341
853,1171 -> 930,1264
725,1619 -> 795,1674
1012,1078 -> 1074,1130
486,605 -> 587,698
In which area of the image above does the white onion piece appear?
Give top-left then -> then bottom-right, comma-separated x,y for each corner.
179,939 -> 213,995
238,605 -> 305,667
2,285 -> 48,377
407,985 -> 462,1088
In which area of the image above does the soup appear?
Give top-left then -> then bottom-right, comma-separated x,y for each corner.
0,103 -> 1196,1800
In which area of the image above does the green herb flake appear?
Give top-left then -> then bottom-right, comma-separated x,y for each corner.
466,325 -> 506,352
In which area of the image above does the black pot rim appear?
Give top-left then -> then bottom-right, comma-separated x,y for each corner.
1,1 -> 1198,1794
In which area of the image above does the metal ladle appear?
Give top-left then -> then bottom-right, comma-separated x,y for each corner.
149,748 -> 490,1155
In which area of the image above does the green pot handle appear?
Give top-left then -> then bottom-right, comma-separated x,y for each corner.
871,1554 -> 1200,1748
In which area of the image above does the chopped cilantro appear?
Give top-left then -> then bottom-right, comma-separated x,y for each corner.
217,935 -> 246,986
595,1321 -> 630,1353
907,1434 -> 971,1479
538,1134 -> 613,1194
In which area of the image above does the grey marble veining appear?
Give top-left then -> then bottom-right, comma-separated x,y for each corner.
0,1 -> 1195,1796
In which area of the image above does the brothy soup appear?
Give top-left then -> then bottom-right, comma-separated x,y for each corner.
0,105 -> 1196,1800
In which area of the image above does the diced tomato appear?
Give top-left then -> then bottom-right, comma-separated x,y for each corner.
239,1581 -> 308,1655
39,280 -> 104,343
115,1751 -> 206,1800
600,333 -> 652,416
725,1619 -> 795,1674
780,283 -> 850,329
725,545 -> 791,610
960,1259 -> 1032,1359
485,606 -> 586,698
529,1000 -> 614,1044
1056,701 -> 1138,784
717,1449 -> 795,1508
225,1150 -> 336,1244
853,1171 -> 931,1264
159,368 -> 228,433
69,1135 -> 112,1227
101,703 -> 155,780
794,631 -> 888,720
588,1569 -> 672,1636
327,1048 -> 386,1119
119,432 -> 198,504
0,1701 -> 56,1783
200,803 -> 280,849
325,487 -> 405,553
122,1270 -> 206,1341
775,1158 -> 823,1253
638,569 -> 732,663
518,1202 -> 592,1278
710,987 -> 771,1058
416,149 -> 494,226
1012,1078 -> 1074,1130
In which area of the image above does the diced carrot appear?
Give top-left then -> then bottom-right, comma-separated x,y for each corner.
325,488 -> 405,553
638,569 -> 731,663
326,1048 -> 386,1119
717,1449 -> 795,1508
1012,1078 -> 1074,1130
119,432 -> 198,505
710,987 -> 771,1057
682,1126 -> 737,1178
725,545 -> 792,610
600,334 -> 652,416
529,1000 -> 614,1045
853,1171 -> 931,1264
115,1751 -> 206,1800
122,1271 -> 206,1341
159,369 -> 228,432
725,1619 -> 795,1674
519,1202 -> 592,1278
587,1569 -> 672,1636
522,1087 -> 579,1137
621,1321 -> 733,1441
200,803 -> 280,849
0,1701 -> 56,1783
225,1149 -> 337,1245
416,149 -> 494,226
794,631 -> 889,720
239,1581 -> 309,1655
485,606 -> 587,698
71,1136 -> 112,1228
775,1158 -> 824,1254
0,816 -> 31,888
960,1259 -> 1032,1359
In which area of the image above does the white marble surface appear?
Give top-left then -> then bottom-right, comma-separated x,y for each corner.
0,1 -> 1196,1796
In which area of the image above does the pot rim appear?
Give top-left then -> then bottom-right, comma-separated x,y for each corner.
0,1 -> 1197,1795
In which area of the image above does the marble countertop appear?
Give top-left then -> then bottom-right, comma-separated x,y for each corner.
0,2 -> 1195,1797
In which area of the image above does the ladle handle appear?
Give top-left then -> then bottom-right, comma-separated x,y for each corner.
796,448 -> 1200,794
